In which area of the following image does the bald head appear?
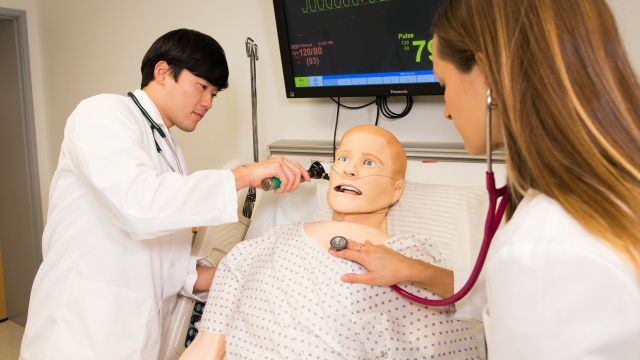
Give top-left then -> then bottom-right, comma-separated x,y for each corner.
328,124 -> 406,218
338,125 -> 407,180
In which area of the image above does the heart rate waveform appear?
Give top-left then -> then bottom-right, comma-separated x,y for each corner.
301,0 -> 388,14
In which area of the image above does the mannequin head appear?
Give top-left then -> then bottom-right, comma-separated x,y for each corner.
328,125 -> 406,217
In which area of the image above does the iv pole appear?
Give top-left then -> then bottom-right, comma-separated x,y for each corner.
242,37 -> 259,218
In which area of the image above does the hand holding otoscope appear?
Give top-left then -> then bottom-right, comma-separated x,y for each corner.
260,161 -> 330,191
232,156 -> 317,193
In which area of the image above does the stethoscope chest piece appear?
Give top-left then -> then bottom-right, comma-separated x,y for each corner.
329,236 -> 348,251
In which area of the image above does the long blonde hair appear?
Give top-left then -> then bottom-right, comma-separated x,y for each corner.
433,0 -> 640,272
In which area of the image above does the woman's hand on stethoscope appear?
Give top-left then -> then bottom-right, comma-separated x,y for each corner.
234,156 -> 311,193
328,239 -> 416,287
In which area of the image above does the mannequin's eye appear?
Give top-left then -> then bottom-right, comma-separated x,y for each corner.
364,159 -> 376,168
338,156 -> 348,163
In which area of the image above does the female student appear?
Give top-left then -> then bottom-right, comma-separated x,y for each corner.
331,0 -> 640,358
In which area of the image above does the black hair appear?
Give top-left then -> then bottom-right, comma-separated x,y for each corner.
140,28 -> 229,90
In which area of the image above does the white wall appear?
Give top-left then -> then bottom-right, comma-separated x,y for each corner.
1,0 -> 639,212
608,0 -> 640,64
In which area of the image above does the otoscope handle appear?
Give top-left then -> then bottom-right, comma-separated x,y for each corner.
260,177 -> 281,191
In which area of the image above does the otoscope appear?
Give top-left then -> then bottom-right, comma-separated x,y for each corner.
260,161 -> 330,191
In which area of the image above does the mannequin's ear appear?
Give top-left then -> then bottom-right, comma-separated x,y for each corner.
153,61 -> 171,85
390,179 -> 405,205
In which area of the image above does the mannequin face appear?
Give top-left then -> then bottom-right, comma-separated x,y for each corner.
327,125 -> 405,215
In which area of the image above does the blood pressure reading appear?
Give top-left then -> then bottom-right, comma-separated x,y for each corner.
283,0 -> 443,88
292,35 -> 433,68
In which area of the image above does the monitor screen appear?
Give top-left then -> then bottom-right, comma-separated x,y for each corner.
273,0 -> 444,98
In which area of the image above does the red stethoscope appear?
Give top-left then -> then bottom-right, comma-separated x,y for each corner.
391,89 -> 510,306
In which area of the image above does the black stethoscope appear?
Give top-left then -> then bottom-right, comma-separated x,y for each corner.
127,92 -> 184,174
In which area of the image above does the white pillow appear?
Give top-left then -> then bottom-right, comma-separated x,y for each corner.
405,160 -> 506,187
245,181 -> 321,240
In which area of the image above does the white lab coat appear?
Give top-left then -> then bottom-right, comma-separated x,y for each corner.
20,90 -> 239,359
482,191 -> 640,359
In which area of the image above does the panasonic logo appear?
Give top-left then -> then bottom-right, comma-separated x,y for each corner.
389,89 -> 409,94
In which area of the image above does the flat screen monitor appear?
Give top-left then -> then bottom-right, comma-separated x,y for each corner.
273,0 -> 444,98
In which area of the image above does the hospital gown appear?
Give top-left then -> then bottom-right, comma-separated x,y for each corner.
199,223 -> 486,359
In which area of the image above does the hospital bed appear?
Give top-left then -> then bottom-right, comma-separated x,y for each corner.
159,141 -> 506,360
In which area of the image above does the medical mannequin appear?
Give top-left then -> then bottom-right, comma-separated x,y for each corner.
331,1 -> 640,358
180,125 -> 485,359
19,29 -> 308,359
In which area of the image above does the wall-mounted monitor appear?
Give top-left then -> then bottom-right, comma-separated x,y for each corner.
273,0 -> 444,98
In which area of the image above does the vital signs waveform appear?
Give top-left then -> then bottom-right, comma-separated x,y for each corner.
301,0 -> 388,14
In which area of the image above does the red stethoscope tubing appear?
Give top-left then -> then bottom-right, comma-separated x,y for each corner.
391,88 -> 508,306
390,171 -> 509,306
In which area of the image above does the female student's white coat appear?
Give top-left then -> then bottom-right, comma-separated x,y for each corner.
482,192 -> 640,359
20,90 -> 238,359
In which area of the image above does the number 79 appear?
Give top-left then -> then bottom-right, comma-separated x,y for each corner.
411,39 -> 434,62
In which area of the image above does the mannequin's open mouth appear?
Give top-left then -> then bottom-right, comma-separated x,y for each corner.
334,185 -> 362,195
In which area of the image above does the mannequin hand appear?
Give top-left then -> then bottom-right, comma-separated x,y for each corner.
328,240 -> 415,287
194,265 -> 217,292
232,156 -> 310,193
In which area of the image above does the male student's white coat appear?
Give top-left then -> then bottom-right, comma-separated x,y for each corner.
20,89 -> 238,359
